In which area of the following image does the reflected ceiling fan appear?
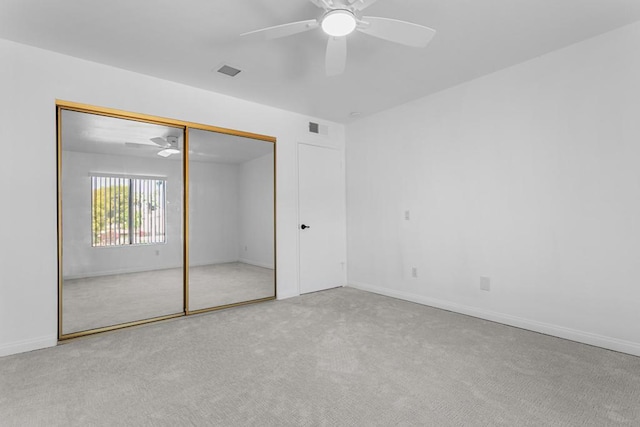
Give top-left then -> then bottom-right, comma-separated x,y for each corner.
150,136 -> 181,157
241,0 -> 436,76
123,135 -> 182,157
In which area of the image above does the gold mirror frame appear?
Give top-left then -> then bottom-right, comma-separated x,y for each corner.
56,100 -> 276,340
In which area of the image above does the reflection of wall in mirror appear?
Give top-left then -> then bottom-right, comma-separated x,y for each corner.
239,152 -> 275,269
188,161 -> 240,267
62,150 -> 275,279
62,150 -> 183,278
189,152 -> 274,270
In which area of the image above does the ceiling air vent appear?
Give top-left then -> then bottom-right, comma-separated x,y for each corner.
217,65 -> 241,77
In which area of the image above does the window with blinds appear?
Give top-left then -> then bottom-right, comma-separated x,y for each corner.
91,175 -> 167,247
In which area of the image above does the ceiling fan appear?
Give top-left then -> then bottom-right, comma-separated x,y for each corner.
150,136 -> 181,157
241,0 -> 436,76
126,136 -> 221,161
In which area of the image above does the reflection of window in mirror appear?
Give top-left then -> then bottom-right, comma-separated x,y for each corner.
90,175 -> 167,247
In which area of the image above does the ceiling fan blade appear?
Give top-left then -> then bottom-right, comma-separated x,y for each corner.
325,36 -> 347,76
241,19 -> 319,40
150,137 -> 170,148
308,0 -> 331,9
157,149 -> 173,158
358,16 -> 436,48
348,0 -> 379,11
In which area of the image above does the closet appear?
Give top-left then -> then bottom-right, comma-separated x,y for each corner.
57,101 -> 275,339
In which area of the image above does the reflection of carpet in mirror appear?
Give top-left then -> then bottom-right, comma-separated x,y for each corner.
62,262 -> 274,335
188,262 -> 274,311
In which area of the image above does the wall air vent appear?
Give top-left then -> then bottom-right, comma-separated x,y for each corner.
217,65 -> 241,77
308,121 -> 329,136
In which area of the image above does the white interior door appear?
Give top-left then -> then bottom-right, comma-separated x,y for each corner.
298,143 -> 346,294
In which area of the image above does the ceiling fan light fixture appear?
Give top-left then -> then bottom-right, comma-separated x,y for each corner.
321,10 -> 357,37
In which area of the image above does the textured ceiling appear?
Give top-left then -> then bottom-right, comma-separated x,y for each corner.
2,0 -> 640,123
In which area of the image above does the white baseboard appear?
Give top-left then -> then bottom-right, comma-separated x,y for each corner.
348,281 -> 640,357
238,258 -> 275,270
189,259 -> 241,268
0,335 -> 57,358
64,264 -> 183,280
64,259 -> 245,280
276,291 -> 299,300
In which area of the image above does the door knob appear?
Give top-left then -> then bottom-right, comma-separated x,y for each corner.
301,224 -> 311,230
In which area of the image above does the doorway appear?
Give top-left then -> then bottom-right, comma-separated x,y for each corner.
297,143 -> 347,294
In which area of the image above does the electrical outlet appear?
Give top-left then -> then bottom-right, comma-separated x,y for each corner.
404,210 -> 411,220
480,276 -> 491,291
244,245 -> 248,251
155,250 -> 160,256
412,267 -> 418,278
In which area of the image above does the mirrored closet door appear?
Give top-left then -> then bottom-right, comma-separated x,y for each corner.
58,101 -> 276,339
188,129 -> 275,312
59,109 -> 185,336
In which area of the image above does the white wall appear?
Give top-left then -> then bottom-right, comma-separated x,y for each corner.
239,153 -> 275,269
189,160 -> 241,267
347,22 -> 640,356
0,38 -> 345,356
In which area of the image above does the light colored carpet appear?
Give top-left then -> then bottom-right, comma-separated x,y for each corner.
62,262 -> 274,334
2,287 -> 639,426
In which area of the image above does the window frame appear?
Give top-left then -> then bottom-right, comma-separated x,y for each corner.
90,173 -> 167,248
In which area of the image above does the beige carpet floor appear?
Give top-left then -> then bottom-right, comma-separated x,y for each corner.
62,262 -> 274,334
2,287 -> 639,426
